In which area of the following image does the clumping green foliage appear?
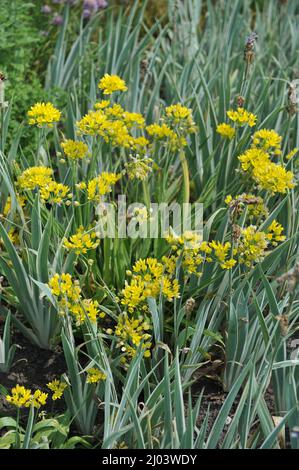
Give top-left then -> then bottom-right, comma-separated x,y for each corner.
0,0 -> 299,450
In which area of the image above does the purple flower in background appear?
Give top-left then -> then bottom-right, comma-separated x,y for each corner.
98,0 -> 108,8
41,5 -> 52,13
83,9 -> 91,18
83,0 -> 108,17
52,14 -> 64,25
97,0 -> 107,7
51,0 -> 63,4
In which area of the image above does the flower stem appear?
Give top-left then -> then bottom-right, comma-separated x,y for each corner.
179,148 -> 190,204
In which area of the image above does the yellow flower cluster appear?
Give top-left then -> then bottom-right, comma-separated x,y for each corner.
17,166 -> 53,190
235,220 -> 285,267
49,273 -> 102,325
252,129 -> 282,154
2,194 -> 26,216
85,172 -> 121,201
98,74 -> 128,94
146,123 -> 187,150
39,180 -> 70,204
165,231 -> 236,273
121,257 -> 180,313
217,123 -> 236,139
227,107 -> 257,127
125,155 -> 153,180
209,240 -> 236,269
266,220 -> 286,245
225,193 -> 269,221
86,367 -> 107,384
61,139 -> 89,160
63,226 -> 99,255
28,102 -> 61,127
238,147 -> 295,194
236,225 -> 268,266
6,384 -> 47,409
47,380 -> 67,400
17,166 -> 71,204
113,315 -> 152,362
165,104 -> 196,132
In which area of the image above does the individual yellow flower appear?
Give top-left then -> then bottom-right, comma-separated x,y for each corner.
217,123 -> 236,139
47,380 -> 67,400
227,107 -> 257,127
63,226 -> 99,255
86,367 -> 107,384
28,102 -> 61,127
286,148 -> 299,160
61,139 -> 89,160
98,74 -> 128,94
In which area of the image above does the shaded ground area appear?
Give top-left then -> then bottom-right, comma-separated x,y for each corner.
0,332 -> 66,417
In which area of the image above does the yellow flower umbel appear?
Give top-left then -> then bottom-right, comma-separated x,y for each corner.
6,385 -> 32,408
17,166 -> 53,191
28,102 -> 61,127
209,240 -> 236,269
252,129 -> 282,155
238,148 -> 295,194
86,367 -> 107,384
98,74 -> 128,94
87,172 -> 121,201
48,273 -> 101,325
76,110 -> 108,136
125,155 -> 153,180
266,220 -> 286,246
6,385 -> 47,408
47,380 -> 67,400
217,123 -> 236,139
63,226 -> 99,255
39,181 -> 71,204
49,273 -> 81,302
31,390 -> 48,409
61,139 -> 89,160
227,107 -> 257,127
164,231 -> 212,276
121,257 -> 180,313
146,123 -> 186,150
237,226 -> 268,267
165,103 -> 196,133
114,315 -> 152,362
